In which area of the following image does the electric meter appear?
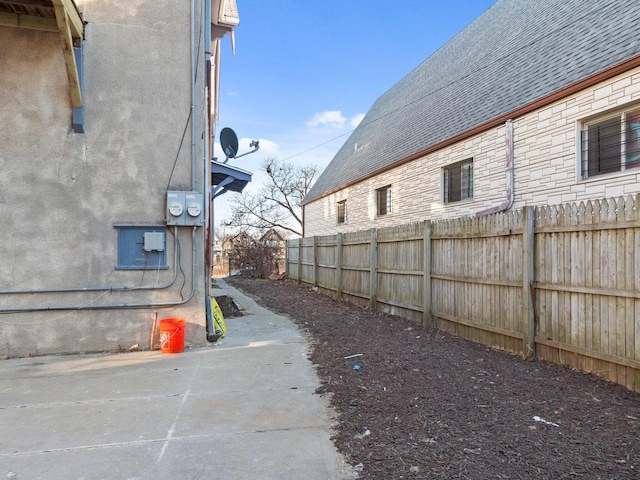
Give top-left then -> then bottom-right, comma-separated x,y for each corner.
187,202 -> 202,217
167,191 -> 203,226
169,202 -> 184,217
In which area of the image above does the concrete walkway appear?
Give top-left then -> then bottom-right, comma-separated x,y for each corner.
0,279 -> 350,480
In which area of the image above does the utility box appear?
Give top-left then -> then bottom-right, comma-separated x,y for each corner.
166,191 -> 204,226
143,231 -> 165,251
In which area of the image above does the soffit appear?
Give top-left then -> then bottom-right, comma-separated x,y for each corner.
0,0 -> 84,109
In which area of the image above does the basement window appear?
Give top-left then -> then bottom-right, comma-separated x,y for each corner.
376,185 -> 392,216
443,159 -> 473,204
580,107 -> 640,179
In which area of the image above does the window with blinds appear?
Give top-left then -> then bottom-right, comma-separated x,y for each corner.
443,159 -> 473,203
581,107 -> 640,179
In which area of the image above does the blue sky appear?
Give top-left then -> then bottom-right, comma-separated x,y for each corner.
213,0 -> 497,223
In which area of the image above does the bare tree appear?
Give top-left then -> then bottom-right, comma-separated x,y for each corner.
228,157 -> 320,237
226,231 -> 280,279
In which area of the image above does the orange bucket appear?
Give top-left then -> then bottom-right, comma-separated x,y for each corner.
159,318 -> 185,354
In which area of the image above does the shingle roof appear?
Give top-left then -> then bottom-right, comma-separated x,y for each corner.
303,0 -> 640,204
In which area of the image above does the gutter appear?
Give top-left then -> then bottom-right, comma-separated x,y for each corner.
301,55 -> 640,207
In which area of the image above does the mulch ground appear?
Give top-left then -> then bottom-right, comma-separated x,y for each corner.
227,277 -> 640,480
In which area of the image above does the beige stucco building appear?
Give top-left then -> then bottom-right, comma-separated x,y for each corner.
0,0 -> 247,356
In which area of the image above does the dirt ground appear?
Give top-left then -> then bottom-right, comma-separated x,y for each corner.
227,277 -> 640,480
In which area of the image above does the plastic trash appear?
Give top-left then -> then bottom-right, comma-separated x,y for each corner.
353,364 -> 362,371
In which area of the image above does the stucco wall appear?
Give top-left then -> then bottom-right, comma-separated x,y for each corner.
0,1 -> 210,356
304,67 -> 640,238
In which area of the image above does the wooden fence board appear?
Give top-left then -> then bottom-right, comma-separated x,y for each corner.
287,195 -> 640,391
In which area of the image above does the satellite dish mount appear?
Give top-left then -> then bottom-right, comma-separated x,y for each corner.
219,127 -> 260,163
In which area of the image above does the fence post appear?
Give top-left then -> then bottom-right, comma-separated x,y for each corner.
522,206 -> 536,358
313,236 -> 319,287
297,237 -> 302,285
423,220 -> 432,327
369,228 -> 378,310
285,240 -> 289,277
336,233 -> 343,299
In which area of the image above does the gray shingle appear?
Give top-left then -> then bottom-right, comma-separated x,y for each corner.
304,0 -> 640,204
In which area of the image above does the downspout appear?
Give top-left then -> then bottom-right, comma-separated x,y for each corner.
204,0 -> 213,297
476,119 -> 514,216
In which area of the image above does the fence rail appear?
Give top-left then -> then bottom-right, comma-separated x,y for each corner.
287,195 -> 640,391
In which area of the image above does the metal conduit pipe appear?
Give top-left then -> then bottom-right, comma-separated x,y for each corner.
0,227 -> 198,314
0,228 -> 180,295
191,0 -> 197,191
0,2 -> 203,312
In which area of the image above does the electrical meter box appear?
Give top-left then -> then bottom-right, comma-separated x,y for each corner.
166,191 -> 204,226
184,191 -> 204,226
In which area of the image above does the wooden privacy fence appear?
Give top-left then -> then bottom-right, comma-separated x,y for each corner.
287,195 -> 640,391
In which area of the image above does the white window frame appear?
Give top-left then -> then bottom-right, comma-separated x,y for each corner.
578,105 -> 640,180
443,158 -> 474,204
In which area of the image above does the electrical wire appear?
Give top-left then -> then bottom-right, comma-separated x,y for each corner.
271,3 -> 608,165
166,2 -> 203,194
166,110 -> 192,193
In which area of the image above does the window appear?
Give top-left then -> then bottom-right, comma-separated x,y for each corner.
581,107 -> 640,179
337,200 -> 347,224
444,159 -> 473,203
376,185 -> 392,216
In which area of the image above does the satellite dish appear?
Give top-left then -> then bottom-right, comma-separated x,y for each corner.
220,127 -> 238,162
215,127 -> 260,164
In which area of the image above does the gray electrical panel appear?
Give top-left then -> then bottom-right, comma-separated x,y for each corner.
166,191 -> 204,226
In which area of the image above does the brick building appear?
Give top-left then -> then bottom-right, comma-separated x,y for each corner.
301,0 -> 640,236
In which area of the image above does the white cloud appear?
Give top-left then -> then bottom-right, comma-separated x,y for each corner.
306,110 -> 346,130
350,113 -> 365,128
239,137 -> 278,158
213,137 -> 279,163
